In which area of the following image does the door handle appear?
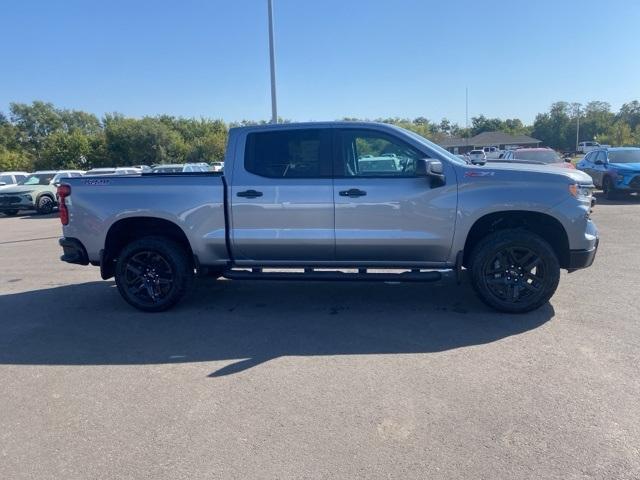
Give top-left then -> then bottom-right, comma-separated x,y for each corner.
237,189 -> 263,198
339,188 -> 367,198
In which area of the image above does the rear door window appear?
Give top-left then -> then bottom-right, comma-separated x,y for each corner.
244,129 -> 332,178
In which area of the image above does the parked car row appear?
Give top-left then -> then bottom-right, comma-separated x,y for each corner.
0,162 -> 225,216
0,170 -> 84,215
462,148 -> 574,170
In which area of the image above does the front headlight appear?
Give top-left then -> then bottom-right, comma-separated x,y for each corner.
569,183 -> 593,201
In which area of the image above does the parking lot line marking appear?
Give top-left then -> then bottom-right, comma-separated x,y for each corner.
0,236 -> 59,245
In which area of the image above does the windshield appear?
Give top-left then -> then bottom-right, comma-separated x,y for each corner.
608,150 -> 640,164
152,166 -> 183,173
513,150 -> 562,163
20,173 -> 55,185
399,128 -> 468,165
86,170 -> 115,175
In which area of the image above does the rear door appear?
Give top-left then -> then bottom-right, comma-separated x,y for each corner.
230,128 -> 334,262
332,127 -> 457,264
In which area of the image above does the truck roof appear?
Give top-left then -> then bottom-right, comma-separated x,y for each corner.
229,121 -> 392,132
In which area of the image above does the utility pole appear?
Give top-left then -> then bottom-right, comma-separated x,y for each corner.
576,115 -> 580,152
268,0 -> 278,123
465,86 -> 469,148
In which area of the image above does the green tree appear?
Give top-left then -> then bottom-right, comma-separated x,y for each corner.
617,101 -> 640,131
104,116 -> 188,166
10,101 -> 63,159
0,146 -> 32,171
532,102 -> 573,150
186,130 -> 227,163
41,130 -> 91,169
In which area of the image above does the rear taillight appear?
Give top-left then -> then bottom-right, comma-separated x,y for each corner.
57,184 -> 71,225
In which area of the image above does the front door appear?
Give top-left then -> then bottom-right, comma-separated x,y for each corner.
230,128 -> 334,262
333,128 -> 457,264
591,150 -> 607,188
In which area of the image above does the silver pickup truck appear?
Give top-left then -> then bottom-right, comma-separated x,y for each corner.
58,122 -> 599,313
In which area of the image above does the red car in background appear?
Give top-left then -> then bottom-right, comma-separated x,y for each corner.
496,148 -> 575,169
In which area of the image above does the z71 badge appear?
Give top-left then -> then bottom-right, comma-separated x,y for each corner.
465,171 -> 495,177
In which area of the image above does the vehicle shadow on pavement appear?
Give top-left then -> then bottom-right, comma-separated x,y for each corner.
0,278 -> 554,377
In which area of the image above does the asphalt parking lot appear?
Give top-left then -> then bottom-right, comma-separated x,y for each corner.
1,196 -> 639,480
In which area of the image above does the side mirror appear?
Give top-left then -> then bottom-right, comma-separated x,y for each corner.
416,159 -> 445,187
594,159 -> 604,165
0,182 -> 6,186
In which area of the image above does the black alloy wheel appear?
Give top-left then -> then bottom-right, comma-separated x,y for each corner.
115,236 -> 193,312
470,230 -> 560,313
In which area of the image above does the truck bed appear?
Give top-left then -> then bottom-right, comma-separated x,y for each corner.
63,173 -> 228,266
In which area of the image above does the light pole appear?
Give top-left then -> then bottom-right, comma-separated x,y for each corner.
268,0 -> 278,123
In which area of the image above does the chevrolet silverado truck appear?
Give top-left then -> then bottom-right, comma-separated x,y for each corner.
57,122 -> 599,313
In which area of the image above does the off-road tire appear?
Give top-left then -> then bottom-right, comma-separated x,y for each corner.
470,229 -> 560,313
115,236 -> 194,312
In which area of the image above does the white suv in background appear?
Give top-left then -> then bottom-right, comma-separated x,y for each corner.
482,146 -> 501,159
468,149 -> 487,164
578,141 -> 601,154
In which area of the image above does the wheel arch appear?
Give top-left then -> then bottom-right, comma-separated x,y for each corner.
101,216 -> 194,279
462,211 -> 570,269
35,191 -> 56,203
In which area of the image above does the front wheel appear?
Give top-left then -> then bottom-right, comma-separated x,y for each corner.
470,230 -> 560,313
36,195 -> 55,214
603,177 -> 622,200
115,236 -> 194,312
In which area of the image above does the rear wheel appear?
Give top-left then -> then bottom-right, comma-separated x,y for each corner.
470,230 -> 560,313
36,195 -> 55,214
115,236 -> 193,312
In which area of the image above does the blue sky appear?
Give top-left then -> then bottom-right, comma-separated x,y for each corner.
2,0 -> 639,125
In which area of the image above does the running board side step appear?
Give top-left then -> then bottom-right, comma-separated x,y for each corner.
222,268 -> 445,283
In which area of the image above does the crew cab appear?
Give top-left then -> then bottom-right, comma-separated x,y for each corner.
58,122 -> 599,313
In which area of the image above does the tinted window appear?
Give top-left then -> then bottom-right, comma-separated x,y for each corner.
245,129 -> 331,178
336,129 -> 424,177
0,175 -> 13,184
607,150 -> 640,164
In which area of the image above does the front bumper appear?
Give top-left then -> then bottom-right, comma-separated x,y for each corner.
567,238 -> 599,271
59,237 -> 89,265
0,196 -> 34,210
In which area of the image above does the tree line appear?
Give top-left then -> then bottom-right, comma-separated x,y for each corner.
2,100 -> 640,171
